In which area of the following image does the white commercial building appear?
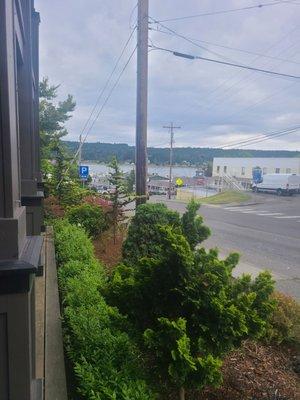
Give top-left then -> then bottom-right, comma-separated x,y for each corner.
213,157 -> 300,180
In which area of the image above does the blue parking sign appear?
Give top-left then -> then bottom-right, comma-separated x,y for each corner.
79,165 -> 89,180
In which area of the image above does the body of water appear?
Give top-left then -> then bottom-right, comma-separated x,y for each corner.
87,163 -> 198,178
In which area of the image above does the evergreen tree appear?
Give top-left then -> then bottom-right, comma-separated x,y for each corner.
181,199 -> 210,249
39,77 -> 75,160
122,203 -> 182,263
108,157 -> 133,244
126,169 -> 135,193
108,211 -> 275,399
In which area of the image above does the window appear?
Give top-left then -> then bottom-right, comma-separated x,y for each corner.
241,167 -> 245,176
275,168 -> 280,174
263,167 -> 267,175
216,166 -> 220,174
286,168 -> 291,174
224,166 -> 227,173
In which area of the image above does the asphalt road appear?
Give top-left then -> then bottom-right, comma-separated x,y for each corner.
150,193 -> 300,299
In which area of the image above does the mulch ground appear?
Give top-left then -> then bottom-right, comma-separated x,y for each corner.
196,341 -> 300,400
93,228 -> 124,273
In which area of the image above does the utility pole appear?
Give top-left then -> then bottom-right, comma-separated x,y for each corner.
78,134 -> 84,187
78,134 -> 82,168
136,0 -> 149,206
164,123 -> 181,199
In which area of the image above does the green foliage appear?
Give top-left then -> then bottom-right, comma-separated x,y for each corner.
107,157 -> 133,243
39,77 -> 75,160
109,205 -> 275,396
126,169 -> 135,193
109,226 -> 193,330
144,317 -> 222,391
66,203 -> 108,238
63,140 -> 300,166
53,219 -> 95,265
54,221 -> 155,400
39,77 -> 85,205
181,199 -> 210,249
122,203 -> 181,263
264,292 -> 300,345
123,201 -> 210,263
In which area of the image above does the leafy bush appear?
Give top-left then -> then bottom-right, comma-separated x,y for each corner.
58,181 -> 88,207
122,203 -> 182,263
264,292 -> 300,344
123,201 -> 211,265
53,219 -> 95,265
109,220 -> 275,399
181,199 -> 210,249
66,203 -> 108,238
53,221 -> 155,399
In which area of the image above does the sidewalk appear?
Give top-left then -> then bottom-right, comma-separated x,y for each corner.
35,227 -> 68,400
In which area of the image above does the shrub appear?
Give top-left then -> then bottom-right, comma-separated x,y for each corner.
109,222 -> 275,399
53,219 -> 94,265
122,203 -> 182,263
264,292 -> 300,344
53,221 -> 154,399
66,203 -> 108,238
181,199 -> 210,249
122,201 -> 211,264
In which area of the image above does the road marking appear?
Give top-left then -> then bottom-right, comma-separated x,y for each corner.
275,215 -> 300,219
224,208 -> 253,212
240,210 -> 261,214
256,213 -> 284,216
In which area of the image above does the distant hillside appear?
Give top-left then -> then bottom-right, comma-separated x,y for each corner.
63,141 -> 300,165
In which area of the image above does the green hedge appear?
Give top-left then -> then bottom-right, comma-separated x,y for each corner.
53,220 -> 155,399
66,203 -> 108,238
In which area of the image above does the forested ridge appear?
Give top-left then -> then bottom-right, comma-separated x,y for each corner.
64,140 -> 300,165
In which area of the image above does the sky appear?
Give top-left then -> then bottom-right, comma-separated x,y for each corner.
36,0 -> 300,150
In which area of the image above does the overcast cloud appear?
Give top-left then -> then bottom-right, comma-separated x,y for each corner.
36,0 -> 300,150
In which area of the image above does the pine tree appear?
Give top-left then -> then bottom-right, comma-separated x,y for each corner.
108,157 -> 133,244
39,77 -> 75,160
181,199 -> 210,249
108,209 -> 275,400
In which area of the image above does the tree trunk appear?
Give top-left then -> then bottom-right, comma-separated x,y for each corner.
179,387 -> 185,400
113,222 -> 116,245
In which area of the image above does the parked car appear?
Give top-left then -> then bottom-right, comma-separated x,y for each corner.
252,173 -> 300,196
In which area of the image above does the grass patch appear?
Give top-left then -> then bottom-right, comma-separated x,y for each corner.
198,190 -> 251,205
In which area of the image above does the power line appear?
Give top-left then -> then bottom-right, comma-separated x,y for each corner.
150,1 -> 296,24
200,45 -> 299,114
151,25 -> 300,66
223,82 -> 295,121
57,45 -> 137,189
221,126 -> 300,148
149,18 -> 239,63
78,46 -> 137,157
223,126 -> 299,147
76,26 -> 137,155
149,44 -> 300,80
226,129 -> 299,148
150,20 -> 299,115
184,26 -> 299,111
129,3 -> 138,30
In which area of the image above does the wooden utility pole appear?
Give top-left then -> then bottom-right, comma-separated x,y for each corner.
136,0 -> 149,206
78,134 -> 84,187
164,123 -> 181,199
78,134 -> 82,167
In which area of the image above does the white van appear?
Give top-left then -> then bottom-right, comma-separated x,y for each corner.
252,174 -> 300,196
